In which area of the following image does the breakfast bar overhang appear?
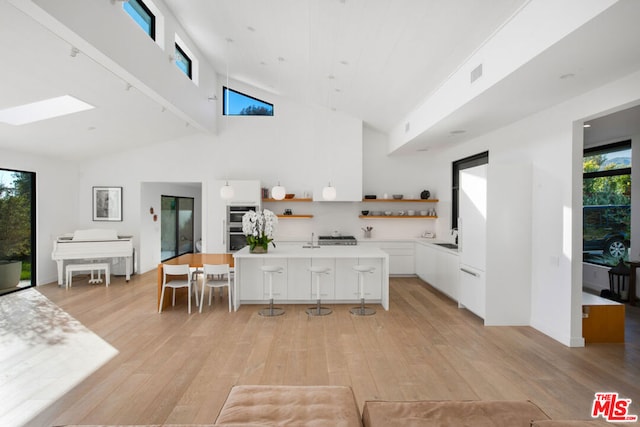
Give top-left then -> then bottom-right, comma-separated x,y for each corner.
233,244 -> 389,311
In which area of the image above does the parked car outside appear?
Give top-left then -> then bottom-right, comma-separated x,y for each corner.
583,205 -> 630,261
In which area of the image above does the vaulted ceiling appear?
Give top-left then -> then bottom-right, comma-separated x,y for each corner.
1,0 -> 639,160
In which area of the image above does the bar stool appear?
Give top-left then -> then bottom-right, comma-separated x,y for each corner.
259,265 -> 285,316
350,265 -> 376,316
307,266 -> 332,316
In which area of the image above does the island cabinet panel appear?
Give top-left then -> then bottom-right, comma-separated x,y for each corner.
287,258 -> 312,300
233,245 -> 389,310
335,258 -> 359,300
237,258 -> 263,300
238,257 -> 288,300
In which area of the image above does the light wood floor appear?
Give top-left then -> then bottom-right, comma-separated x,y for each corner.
25,271 -> 640,426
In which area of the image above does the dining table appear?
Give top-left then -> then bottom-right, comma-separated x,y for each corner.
157,253 -> 234,311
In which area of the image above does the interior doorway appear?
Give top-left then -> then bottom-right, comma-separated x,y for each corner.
161,195 -> 194,261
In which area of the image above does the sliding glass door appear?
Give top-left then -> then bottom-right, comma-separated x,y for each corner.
0,168 -> 35,296
161,195 -> 194,261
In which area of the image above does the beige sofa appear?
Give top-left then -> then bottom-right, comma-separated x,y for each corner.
61,385 -> 615,426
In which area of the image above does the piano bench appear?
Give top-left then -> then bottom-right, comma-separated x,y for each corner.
65,263 -> 110,288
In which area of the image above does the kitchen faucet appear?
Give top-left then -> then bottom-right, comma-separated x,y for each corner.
303,232 -> 320,249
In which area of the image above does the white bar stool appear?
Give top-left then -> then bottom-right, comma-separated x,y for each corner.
307,266 -> 332,316
350,265 -> 376,316
259,265 -> 285,317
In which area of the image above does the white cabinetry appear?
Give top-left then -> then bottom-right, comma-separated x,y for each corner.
415,241 -> 458,300
459,265 -> 485,318
360,241 -> 415,275
287,258 -> 312,300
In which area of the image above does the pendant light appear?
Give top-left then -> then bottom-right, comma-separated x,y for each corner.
271,182 -> 286,200
271,56 -> 286,200
220,38 -> 234,200
220,180 -> 234,199
322,182 -> 336,200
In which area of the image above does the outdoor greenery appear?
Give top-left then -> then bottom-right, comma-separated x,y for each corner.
583,154 -> 631,206
582,150 -> 631,266
0,171 -> 32,264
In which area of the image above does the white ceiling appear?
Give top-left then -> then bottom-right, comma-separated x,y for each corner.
0,0 -> 639,161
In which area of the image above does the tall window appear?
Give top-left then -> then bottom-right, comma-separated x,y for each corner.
583,140 -> 631,266
174,43 -> 192,78
223,87 -> 274,116
451,152 -> 489,229
123,0 -> 155,40
0,168 -> 35,296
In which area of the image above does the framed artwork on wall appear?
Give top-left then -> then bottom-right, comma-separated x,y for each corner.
93,186 -> 122,221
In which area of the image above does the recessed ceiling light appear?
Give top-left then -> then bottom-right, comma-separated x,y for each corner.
583,124 -> 591,128
328,74 -> 335,80
247,26 -> 255,32
449,130 -> 466,135
560,73 -> 575,80
0,95 -> 94,126
340,60 -> 349,66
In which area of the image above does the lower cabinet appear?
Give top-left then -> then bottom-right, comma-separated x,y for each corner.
360,241 -> 415,275
238,256 -> 381,302
415,242 -> 459,300
458,265 -> 485,319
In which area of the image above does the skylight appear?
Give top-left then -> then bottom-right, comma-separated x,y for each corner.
0,95 -> 94,126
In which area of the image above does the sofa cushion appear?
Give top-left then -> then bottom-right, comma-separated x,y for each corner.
531,420 -> 616,426
362,400 -> 550,427
214,385 -> 362,426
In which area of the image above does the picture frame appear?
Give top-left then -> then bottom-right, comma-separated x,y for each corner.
93,186 -> 123,221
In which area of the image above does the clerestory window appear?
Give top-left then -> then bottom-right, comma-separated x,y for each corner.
223,87 -> 274,116
123,0 -> 155,40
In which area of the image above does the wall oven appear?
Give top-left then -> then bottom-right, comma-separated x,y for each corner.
227,205 -> 258,252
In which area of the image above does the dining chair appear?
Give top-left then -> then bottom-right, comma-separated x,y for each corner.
199,263 -> 232,313
159,263 -> 199,314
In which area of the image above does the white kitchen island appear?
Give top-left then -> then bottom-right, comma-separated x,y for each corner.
233,244 -> 389,311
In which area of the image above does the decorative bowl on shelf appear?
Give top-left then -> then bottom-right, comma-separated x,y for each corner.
384,211 -> 392,216
392,194 -> 403,199
361,210 -> 369,216
284,193 -> 295,199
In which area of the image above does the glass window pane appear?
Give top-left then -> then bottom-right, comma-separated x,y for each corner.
223,87 -> 274,116
175,44 -> 192,78
583,147 -> 631,173
0,169 -> 35,295
123,0 -> 155,39
583,175 -> 631,266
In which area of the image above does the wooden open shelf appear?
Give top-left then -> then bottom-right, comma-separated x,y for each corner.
263,198 -> 313,202
362,198 -> 439,203
277,214 -> 314,218
359,215 -> 437,219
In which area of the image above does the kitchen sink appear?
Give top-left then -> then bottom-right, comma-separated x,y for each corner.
435,243 -> 458,250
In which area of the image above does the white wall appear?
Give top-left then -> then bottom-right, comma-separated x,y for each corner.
139,182 -> 202,273
1,148 -> 79,285
423,69 -> 640,346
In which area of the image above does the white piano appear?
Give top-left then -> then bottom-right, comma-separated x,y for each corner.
52,229 -> 134,285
